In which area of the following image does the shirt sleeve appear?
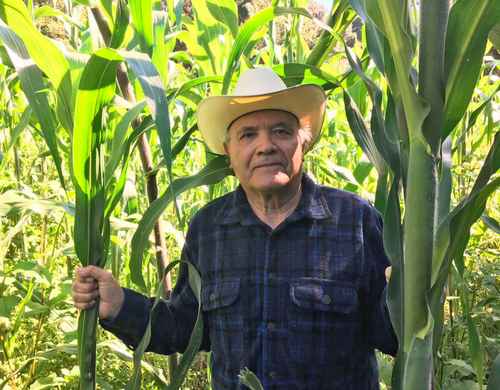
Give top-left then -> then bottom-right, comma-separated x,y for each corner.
361,205 -> 398,357
99,244 -> 210,355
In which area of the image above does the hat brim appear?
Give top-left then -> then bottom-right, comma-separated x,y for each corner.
197,84 -> 326,155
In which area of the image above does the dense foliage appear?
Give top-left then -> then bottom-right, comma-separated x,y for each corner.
0,0 -> 498,389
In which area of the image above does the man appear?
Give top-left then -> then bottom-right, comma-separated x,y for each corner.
72,67 -> 397,389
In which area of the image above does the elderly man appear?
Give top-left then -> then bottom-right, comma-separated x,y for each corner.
72,67 -> 397,389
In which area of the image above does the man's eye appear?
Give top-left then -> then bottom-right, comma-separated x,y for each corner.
273,127 -> 291,136
240,132 -> 256,140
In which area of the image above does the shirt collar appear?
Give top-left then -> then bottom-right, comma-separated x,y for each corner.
215,173 -> 332,226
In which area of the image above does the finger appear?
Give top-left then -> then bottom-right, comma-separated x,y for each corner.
74,299 -> 97,311
75,267 -> 96,282
72,290 -> 99,304
77,265 -> 111,283
72,280 -> 98,293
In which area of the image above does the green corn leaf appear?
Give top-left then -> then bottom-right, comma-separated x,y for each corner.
72,47 -> 123,390
121,50 -> 171,171
99,0 -> 113,18
352,160 -> 373,186
315,158 -> 370,196
452,84 -> 500,154
185,4 -> 217,75
0,20 -> 66,189
105,100 -> 147,185
430,132 -> 499,349
222,6 -> 323,94
109,0 -> 129,49
489,23 -> 500,49
385,93 -> 407,183
238,368 -> 264,390
364,17 -> 387,73
443,0 -> 500,137
343,44 -> 400,174
0,214 -> 28,264
33,5 -> 84,29
206,0 -> 238,38
432,175 -> 500,298
1,106 -> 31,161
481,214 -> 500,234
72,47 -> 122,267
127,260 -> 203,390
167,262 -> 204,390
129,0 -> 153,54
272,62 -> 340,90
470,132 -> 500,193
126,261 -> 179,389
130,156 -> 232,291
343,91 -> 386,174
72,0 -> 95,6
370,0 -> 429,140
384,175 -> 404,388
0,0 -> 73,131
168,75 -> 223,103
172,125 -> 197,160
151,10 -> 168,86
384,175 -> 403,342
98,340 -> 168,385
402,328 -> 434,390
488,354 -> 500,390
0,190 -> 72,217
105,117 -> 152,219
456,270 -> 485,387
306,0 -> 352,68
418,0 -> 448,151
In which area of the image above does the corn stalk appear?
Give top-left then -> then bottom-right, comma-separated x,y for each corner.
345,0 -> 500,388
89,3 -> 178,375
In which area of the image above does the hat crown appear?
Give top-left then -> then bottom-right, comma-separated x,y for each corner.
232,68 -> 287,96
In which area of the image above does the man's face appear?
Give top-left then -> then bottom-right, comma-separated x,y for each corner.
224,110 -> 304,194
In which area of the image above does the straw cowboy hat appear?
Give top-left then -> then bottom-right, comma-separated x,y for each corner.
197,67 -> 327,155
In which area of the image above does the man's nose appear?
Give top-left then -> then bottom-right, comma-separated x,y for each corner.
256,132 -> 277,154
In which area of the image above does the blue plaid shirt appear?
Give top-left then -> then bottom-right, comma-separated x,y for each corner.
101,173 -> 397,389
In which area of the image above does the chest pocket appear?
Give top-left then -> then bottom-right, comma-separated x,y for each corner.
288,277 -> 360,367
202,278 -> 240,311
201,278 -> 244,376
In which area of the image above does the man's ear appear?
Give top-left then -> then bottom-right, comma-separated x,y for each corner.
223,143 -> 232,167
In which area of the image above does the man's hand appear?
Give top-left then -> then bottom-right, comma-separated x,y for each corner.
385,266 -> 392,283
72,266 -> 125,321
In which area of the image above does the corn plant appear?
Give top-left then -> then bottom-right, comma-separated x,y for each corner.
1,0 -> 498,389
342,1 -> 499,389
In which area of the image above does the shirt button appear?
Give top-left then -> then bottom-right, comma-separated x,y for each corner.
267,322 -> 276,331
268,272 -> 275,279
209,293 -> 216,301
269,371 -> 277,379
322,294 -> 332,305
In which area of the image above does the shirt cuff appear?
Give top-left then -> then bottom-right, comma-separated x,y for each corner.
99,288 -> 150,340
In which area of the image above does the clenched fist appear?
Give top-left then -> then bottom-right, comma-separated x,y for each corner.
72,266 -> 125,320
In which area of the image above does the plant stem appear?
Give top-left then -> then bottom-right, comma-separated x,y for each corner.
90,5 -> 177,374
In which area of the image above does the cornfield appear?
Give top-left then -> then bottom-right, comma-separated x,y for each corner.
0,0 -> 499,389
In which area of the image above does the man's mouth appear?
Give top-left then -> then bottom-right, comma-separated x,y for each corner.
253,162 -> 283,170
